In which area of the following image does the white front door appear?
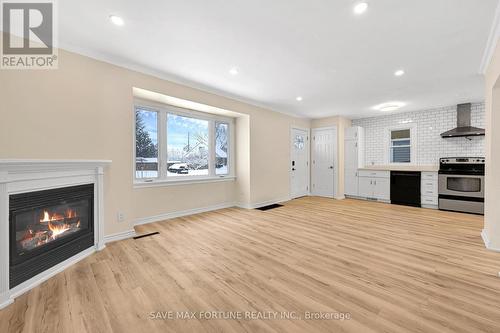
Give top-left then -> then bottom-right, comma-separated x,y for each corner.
312,128 -> 336,198
290,128 -> 309,198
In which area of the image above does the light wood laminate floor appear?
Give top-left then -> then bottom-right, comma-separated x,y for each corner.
1,197 -> 500,333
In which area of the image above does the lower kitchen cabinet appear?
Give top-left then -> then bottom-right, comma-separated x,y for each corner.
354,170 -> 437,207
358,171 -> 390,201
358,177 -> 373,198
421,171 -> 438,209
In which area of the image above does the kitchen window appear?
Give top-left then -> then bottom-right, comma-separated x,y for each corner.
390,129 -> 411,163
134,102 -> 234,186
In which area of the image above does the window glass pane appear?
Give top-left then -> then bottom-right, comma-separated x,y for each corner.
392,139 -> 411,146
215,123 -> 229,175
167,114 -> 209,177
391,129 -> 410,140
391,146 -> 411,163
294,135 -> 305,150
135,109 -> 158,178
390,129 -> 411,163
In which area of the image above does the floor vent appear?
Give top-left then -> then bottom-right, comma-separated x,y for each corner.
256,204 -> 283,211
133,231 -> 159,239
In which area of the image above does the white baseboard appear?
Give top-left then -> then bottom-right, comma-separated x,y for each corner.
0,296 -> 13,310
104,229 -> 137,244
481,229 -> 500,252
134,202 -> 236,226
2,246 -> 96,309
237,197 -> 291,209
135,197 -> 294,226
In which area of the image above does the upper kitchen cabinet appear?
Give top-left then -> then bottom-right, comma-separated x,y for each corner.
344,126 -> 365,196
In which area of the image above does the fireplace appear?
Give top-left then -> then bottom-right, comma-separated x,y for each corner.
9,184 -> 94,288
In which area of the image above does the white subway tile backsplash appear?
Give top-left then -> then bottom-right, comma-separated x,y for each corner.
352,103 -> 485,165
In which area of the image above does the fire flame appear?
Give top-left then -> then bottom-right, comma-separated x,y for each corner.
40,210 -> 66,223
48,220 -> 71,238
39,209 -> 80,240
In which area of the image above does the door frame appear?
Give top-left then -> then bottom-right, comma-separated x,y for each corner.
290,126 -> 311,199
311,126 -> 338,198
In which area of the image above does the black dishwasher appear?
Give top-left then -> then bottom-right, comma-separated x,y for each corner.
390,171 -> 421,207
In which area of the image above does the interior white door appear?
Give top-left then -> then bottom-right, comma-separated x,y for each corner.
290,128 -> 309,198
312,128 -> 336,197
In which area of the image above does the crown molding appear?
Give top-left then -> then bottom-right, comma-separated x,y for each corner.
479,0 -> 500,74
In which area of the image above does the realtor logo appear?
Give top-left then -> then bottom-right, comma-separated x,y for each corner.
1,0 -> 58,69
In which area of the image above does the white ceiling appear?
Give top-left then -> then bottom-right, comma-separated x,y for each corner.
58,0 -> 499,119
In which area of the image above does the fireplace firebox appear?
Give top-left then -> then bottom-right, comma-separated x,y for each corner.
9,184 -> 94,288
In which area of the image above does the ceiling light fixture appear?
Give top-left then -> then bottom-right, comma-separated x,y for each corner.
229,67 -> 239,75
354,2 -> 368,15
109,15 -> 124,26
394,69 -> 405,77
296,96 -> 303,102
373,102 -> 406,112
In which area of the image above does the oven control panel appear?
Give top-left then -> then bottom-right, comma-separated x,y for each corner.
440,157 -> 485,164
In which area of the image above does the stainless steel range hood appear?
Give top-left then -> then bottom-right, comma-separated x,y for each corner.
440,103 -> 485,138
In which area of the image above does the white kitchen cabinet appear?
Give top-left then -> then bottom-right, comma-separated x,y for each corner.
357,171 -> 390,201
344,169 -> 359,197
344,126 -> 364,197
421,171 -> 438,209
373,178 -> 390,201
358,177 -> 373,198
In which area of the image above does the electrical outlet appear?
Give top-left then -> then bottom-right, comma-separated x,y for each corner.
117,212 -> 126,222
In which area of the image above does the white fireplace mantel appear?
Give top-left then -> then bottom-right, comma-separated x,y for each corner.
0,159 -> 111,309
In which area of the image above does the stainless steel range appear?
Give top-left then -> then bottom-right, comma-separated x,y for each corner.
438,157 -> 485,215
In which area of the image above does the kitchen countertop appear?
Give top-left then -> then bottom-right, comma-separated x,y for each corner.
359,165 -> 439,172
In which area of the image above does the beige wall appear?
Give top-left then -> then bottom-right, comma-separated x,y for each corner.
235,115 -> 251,206
0,46 -> 309,236
250,110 -> 310,204
484,39 -> 500,249
310,116 -> 352,197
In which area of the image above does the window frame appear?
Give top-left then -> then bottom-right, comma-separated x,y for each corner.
133,99 -> 235,187
385,125 -> 417,165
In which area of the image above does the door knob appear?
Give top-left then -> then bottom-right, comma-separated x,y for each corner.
329,166 -> 334,169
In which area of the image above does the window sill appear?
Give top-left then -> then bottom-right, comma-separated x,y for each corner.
133,176 -> 236,189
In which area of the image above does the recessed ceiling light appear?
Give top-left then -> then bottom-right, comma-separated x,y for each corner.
373,102 -> 406,112
109,15 -> 124,26
354,2 -> 368,15
296,96 -> 303,102
394,69 -> 405,77
229,67 -> 239,75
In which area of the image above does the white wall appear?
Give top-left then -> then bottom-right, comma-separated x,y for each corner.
352,103 -> 485,166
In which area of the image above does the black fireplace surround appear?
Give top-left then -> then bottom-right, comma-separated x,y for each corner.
9,184 -> 94,288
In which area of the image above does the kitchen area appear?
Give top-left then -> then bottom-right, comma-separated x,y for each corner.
344,102 -> 485,215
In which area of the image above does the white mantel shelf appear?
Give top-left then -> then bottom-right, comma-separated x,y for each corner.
0,159 -> 111,310
0,159 -> 111,171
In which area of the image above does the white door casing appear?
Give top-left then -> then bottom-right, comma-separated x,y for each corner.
312,127 -> 337,198
290,128 -> 310,198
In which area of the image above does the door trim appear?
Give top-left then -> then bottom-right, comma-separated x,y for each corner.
311,126 -> 338,198
290,126 -> 310,199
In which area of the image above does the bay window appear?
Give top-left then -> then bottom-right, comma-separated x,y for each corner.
134,102 -> 233,184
